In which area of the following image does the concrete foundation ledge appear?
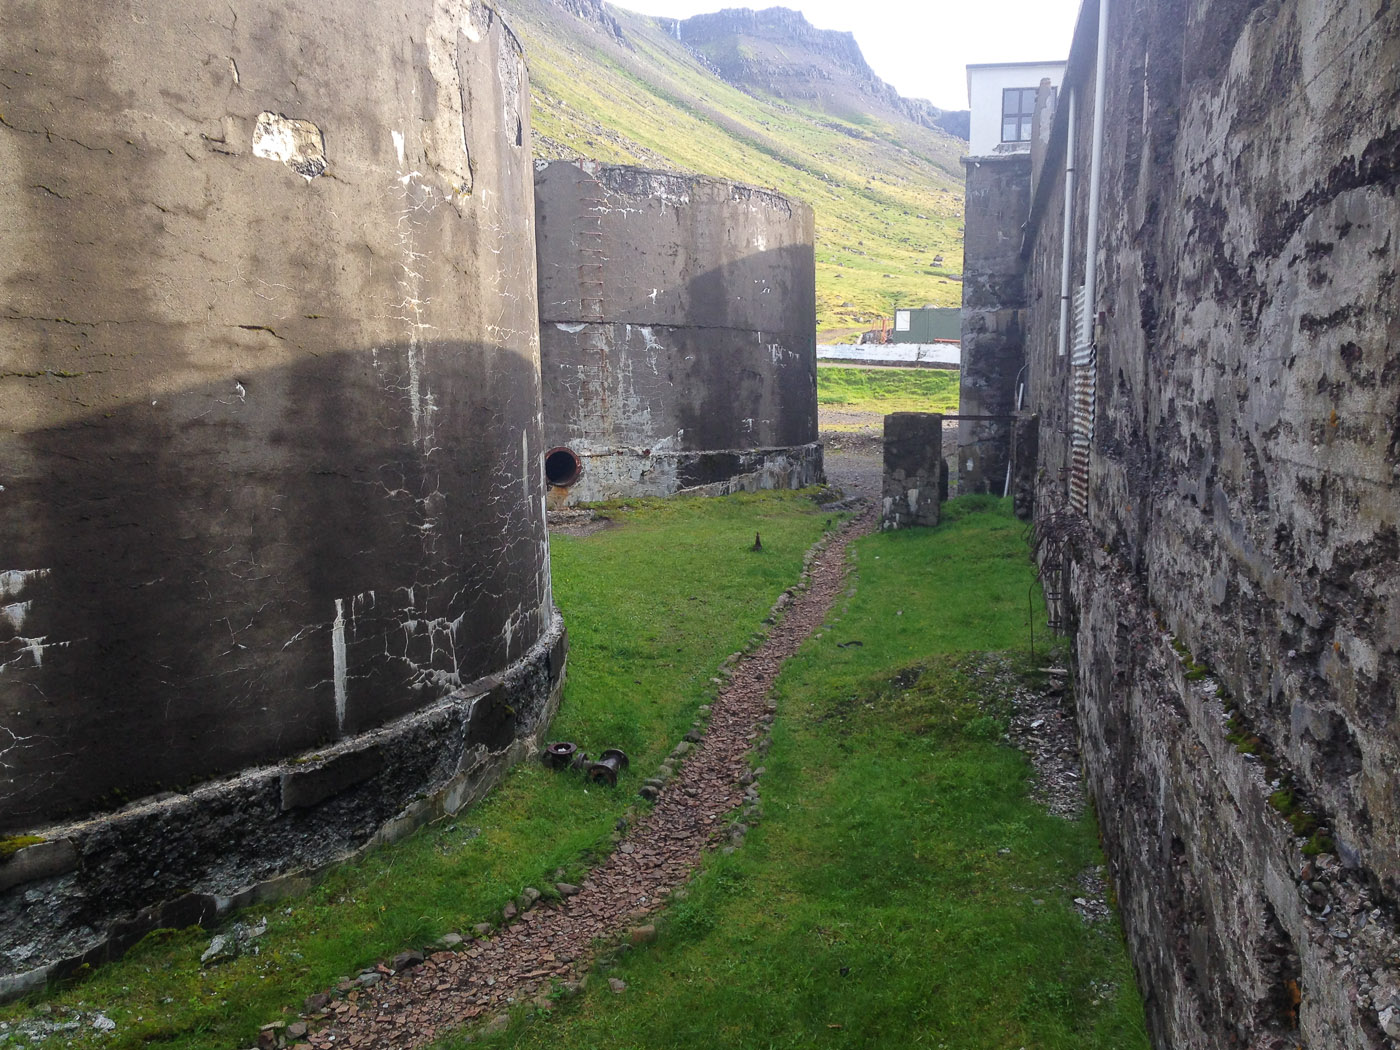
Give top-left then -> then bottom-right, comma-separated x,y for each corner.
0,611 -> 567,1002
554,442 -> 824,505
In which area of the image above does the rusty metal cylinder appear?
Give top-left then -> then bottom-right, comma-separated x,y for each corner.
587,748 -> 631,787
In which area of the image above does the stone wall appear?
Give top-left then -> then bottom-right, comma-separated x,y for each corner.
958,154 -> 1031,494
0,0 -> 563,991
534,160 -> 822,504
1021,0 -> 1400,1047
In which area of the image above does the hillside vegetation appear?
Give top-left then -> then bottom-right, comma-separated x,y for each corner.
817,366 -> 960,415
497,0 -> 967,336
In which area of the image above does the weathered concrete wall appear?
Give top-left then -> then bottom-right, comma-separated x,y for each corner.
1022,0 -> 1400,1046
534,161 -> 822,503
958,154 -> 1030,495
0,0 -> 562,989
881,413 -> 943,529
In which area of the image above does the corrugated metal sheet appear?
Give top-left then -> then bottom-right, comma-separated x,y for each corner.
1070,285 -> 1094,514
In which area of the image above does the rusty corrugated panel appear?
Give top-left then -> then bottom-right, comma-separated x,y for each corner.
1070,285 -> 1094,514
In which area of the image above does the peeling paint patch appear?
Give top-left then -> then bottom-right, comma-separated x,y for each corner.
252,112 -> 327,180
0,569 -> 50,602
7,637 -> 68,669
1,602 -> 32,632
332,599 -> 348,734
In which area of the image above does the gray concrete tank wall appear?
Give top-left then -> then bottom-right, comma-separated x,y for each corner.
533,161 -> 822,503
0,0 -> 563,992
1019,0 -> 1400,1046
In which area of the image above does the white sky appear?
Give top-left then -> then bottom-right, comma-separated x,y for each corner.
610,0 -> 1083,112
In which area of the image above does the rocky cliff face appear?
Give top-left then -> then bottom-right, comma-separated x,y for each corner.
546,0 -> 623,39
676,7 -> 969,139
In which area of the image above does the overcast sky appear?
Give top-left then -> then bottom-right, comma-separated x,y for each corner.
611,0 -> 1083,111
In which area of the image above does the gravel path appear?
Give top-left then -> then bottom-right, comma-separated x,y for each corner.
291,507 -> 877,1050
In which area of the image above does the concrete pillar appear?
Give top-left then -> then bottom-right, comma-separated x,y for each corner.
882,413 -> 944,529
1010,412 -> 1040,519
958,154 -> 1032,493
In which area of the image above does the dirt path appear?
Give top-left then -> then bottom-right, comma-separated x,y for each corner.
292,507 -> 877,1050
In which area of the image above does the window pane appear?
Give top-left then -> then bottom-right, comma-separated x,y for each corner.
1003,120 -> 1019,141
1022,88 -> 1038,112
1021,115 -> 1034,140
1002,88 -> 1017,120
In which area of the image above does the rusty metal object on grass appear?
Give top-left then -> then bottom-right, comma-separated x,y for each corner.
587,749 -> 630,787
542,741 -> 578,770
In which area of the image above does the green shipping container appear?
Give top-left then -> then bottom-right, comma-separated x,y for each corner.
892,307 -> 961,343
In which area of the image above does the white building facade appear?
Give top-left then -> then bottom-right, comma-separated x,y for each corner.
965,61 -> 1066,157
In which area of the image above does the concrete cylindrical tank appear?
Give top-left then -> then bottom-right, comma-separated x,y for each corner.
534,161 -> 822,503
0,0 -> 562,989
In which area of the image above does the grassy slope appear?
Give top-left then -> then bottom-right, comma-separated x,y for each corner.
0,494 -> 833,1050
498,0 -> 967,335
817,366 -> 960,415
444,498 -> 1149,1050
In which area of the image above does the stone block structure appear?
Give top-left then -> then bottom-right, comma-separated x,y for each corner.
534,161 -> 822,504
958,155 -> 1032,493
881,413 -> 943,530
0,0 -> 564,996
988,0 -> 1400,1046
958,62 -> 1064,494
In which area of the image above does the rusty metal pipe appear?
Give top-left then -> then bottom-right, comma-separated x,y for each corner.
586,748 -> 629,787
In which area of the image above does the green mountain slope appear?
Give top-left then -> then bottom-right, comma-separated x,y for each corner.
496,0 -> 967,337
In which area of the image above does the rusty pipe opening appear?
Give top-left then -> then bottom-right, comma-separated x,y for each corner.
542,741 -> 577,770
545,447 -> 583,487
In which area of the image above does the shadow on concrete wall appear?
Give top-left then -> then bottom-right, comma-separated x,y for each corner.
539,244 -> 819,459
1,343 -> 550,833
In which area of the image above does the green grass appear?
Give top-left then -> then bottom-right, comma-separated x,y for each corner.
817,366 -> 960,415
441,497 -> 1149,1050
499,0 -> 967,336
0,491 -> 834,1050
